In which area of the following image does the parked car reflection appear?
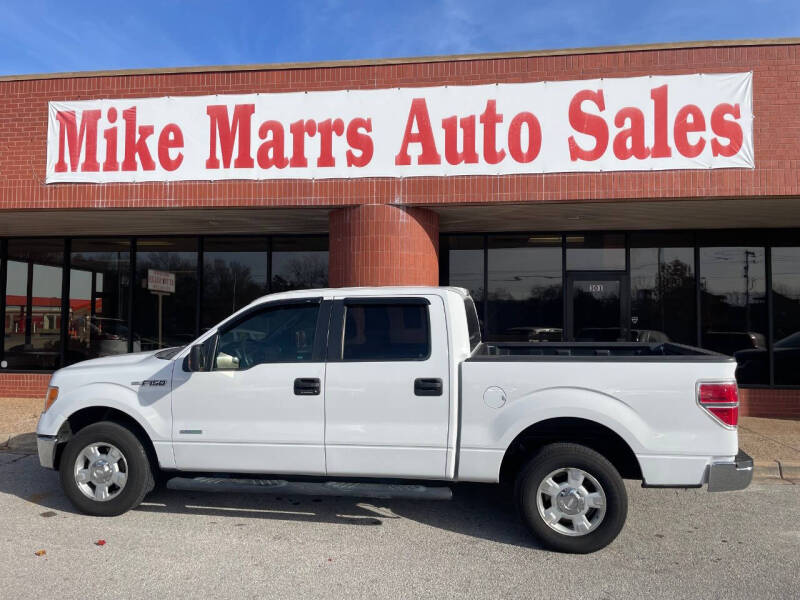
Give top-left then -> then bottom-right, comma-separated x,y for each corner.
735,331 -> 800,385
576,328 -> 670,343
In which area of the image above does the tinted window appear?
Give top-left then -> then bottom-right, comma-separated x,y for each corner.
443,235 -> 485,335
771,247 -> 800,385
464,296 -> 482,351
342,303 -> 429,361
567,233 -> 625,271
215,303 -> 319,369
271,237 -> 328,292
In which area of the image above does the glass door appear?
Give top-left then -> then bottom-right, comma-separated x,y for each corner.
567,273 -> 629,341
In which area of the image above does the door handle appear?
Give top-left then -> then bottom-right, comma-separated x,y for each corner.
414,377 -> 443,396
294,377 -> 321,396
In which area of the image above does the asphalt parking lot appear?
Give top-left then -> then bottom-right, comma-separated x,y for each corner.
0,452 -> 798,600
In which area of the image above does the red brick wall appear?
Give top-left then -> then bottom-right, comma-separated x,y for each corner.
0,43 -> 799,212
329,205 -> 439,286
740,388 -> 800,419
0,373 -> 51,399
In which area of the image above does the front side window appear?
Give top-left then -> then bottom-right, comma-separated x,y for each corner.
214,303 -> 319,370
342,303 -> 430,361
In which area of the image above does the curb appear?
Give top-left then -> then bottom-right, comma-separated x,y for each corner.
753,460 -> 800,481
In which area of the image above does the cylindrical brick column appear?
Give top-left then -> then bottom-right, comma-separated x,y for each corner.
328,204 -> 439,287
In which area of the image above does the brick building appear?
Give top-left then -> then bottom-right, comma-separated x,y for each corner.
1,38 -> 799,418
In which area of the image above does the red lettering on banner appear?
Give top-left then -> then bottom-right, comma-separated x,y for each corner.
158,124 -> 184,171
674,105 -> 706,158
479,100 -> 505,164
205,104 -> 255,169
346,118 -> 373,167
102,108 -> 119,171
507,112 -> 541,163
289,119 -> 318,168
650,85 -> 672,158
395,98 -> 441,165
257,120 -> 288,169
54,109 -> 101,172
613,107 -> 650,160
710,103 -> 743,157
121,107 -> 156,171
568,90 -> 608,162
317,118 -> 345,167
442,115 -> 478,165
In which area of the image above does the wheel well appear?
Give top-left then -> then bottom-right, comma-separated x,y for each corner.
54,407 -> 159,472
498,417 -> 642,485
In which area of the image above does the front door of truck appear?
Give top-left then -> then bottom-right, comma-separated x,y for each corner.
323,296 -> 451,479
170,298 -> 330,474
566,273 -> 630,342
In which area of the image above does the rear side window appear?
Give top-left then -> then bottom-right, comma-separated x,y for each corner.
342,303 -> 430,361
464,296 -> 482,351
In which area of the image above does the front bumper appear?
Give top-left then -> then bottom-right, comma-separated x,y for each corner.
707,450 -> 753,492
37,435 -> 59,470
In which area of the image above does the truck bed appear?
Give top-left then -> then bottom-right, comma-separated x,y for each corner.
468,341 -> 733,361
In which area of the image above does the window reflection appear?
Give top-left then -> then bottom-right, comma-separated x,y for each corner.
134,238 -> 198,350
630,237 -> 696,345
202,237 -> 268,329
567,233 -> 625,271
271,237 -> 328,292
700,247 -> 768,384
771,248 -> 800,385
67,239 -> 132,364
3,239 -> 64,370
444,236 -> 485,334
487,235 -> 563,341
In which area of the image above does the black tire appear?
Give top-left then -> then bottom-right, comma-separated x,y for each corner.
515,443 -> 628,553
59,421 -> 155,516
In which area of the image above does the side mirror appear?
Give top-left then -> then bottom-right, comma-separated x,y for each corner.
187,344 -> 206,372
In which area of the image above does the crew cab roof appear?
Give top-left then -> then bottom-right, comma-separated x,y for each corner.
246,286 -> 469,308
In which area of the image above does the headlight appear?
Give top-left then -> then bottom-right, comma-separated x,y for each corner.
44,386 -> 59,413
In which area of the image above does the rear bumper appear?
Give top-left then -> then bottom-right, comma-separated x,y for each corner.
707,450 -> 753,492
37,435 -> 59,470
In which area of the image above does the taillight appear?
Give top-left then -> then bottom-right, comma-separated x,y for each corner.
697,382 -> 739,428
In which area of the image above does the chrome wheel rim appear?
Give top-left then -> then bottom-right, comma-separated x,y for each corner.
73,442 -> 128,502
535,467 -> 606,537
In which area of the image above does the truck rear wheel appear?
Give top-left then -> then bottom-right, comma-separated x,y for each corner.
515,443 -> 627,553
59,421 -> 154,516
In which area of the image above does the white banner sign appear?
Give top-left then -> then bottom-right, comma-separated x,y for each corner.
46,72 -> 753,183
147,269 -> 175,294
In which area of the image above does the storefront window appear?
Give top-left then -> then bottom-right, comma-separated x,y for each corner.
442,235 -> 485,333
3,239 -> 64,370
271,237 -> 328,292
771,247 -> 800,385
67,239 -> 132,364
567,233 -> 625,271
700,246 -> 768,384
202,237 -> 268,329
134,238 -> 198,350
487,234 -> 563,341
630,234 -> 696,345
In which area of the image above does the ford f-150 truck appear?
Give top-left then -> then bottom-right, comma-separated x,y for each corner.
36,286 -> 752,553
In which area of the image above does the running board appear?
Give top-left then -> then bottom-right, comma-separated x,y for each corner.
166,477 -> 453,501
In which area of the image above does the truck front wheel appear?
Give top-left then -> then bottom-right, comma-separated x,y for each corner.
515,443 -> 628,553
59,421 -> 155,516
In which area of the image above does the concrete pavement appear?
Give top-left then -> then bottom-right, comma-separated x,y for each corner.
0,452 -> 798,600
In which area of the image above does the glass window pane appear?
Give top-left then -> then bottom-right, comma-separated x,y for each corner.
202,237 -> 268,329
67,239 -> 131,364
630,246 -> 696,345
444,235 -> 485,333
771,247 -> 800,385
487,235 -> 563,341
271,237 -> 328,292
134,238 -> 197,350
215,304 -> 319,369
3,239 -> 64,370
567,233 -> 625,271
342,304 -> 430,361
699,247 -> 768,384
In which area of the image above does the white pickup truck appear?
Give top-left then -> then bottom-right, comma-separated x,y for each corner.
36,286 -> 752,553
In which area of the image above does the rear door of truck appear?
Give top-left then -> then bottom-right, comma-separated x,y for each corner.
323,294 -> 451,478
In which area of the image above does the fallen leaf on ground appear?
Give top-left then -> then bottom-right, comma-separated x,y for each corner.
95,540 -> 106,546
34,550 -> 46,557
